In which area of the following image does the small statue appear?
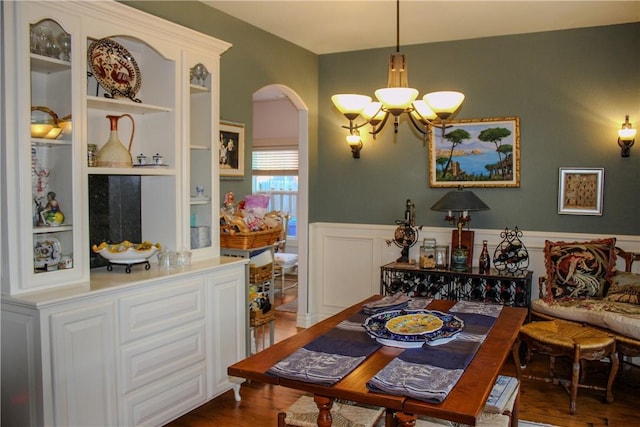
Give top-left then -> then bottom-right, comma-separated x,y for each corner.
40,191 -> 64,225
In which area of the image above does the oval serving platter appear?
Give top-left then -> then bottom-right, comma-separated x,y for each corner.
88,38 -> 142,102
363,309 -> 464,348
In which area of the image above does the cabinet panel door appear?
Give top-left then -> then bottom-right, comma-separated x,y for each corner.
50,300 -> 117,427
119,278 -> 204,345
206,266 -> 246,396
121,365 -> 206,427
121,323 -> 206,394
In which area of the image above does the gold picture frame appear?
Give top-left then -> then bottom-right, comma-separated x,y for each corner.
428,117 -> 520,188
558,167 -> 604,215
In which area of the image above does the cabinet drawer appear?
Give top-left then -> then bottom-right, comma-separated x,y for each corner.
121,365 -> 206,427
121,323 -> 205,394
119,278 -> 204,344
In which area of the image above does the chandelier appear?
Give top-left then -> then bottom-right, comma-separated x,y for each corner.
331,0 -> 465,158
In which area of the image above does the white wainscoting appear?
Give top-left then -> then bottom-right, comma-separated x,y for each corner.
305,222 -> 639,326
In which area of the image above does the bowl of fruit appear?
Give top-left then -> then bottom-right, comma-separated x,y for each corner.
92,240 -> 161,264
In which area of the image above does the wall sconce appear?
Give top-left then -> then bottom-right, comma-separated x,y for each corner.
346,129 -> 363,159
618,115 -> 636,157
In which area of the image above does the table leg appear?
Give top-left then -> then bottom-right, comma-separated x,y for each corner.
313,395 -> 334,427
395,411 -> 417,427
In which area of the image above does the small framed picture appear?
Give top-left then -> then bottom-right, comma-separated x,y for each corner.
219,121 -> 245,177
558,168 -> 604,215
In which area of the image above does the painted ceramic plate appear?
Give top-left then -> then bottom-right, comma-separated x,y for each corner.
34,236 -> 61,269
88,38 -> 142,101
363,309 -> 464,347
385,312 -> 444,336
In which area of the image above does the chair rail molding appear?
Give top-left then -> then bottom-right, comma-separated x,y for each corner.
306,222 -> 639,325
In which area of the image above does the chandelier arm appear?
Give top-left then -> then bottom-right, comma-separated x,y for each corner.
408,112 -> 429,136
340,120 -> 371,133
369,112 -> 391,136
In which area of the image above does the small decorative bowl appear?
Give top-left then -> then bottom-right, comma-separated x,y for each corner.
58,120 -> 72,134
31,123 -> 53,138
92,241 -> 161,264
44,127 -> 62,139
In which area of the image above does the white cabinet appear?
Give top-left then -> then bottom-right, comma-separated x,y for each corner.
1,0 -> 231,296
1,261 -> 247,427
49,300 -> 118,426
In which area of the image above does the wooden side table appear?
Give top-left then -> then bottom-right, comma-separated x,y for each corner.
512,319 -> 619,415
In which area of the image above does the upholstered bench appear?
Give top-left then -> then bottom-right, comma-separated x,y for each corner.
512,319 -> 618,415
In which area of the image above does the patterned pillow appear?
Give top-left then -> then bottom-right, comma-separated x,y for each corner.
604,272 -> 640,305
544,238 -> 616,301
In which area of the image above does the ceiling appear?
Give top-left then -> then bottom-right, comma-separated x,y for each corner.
204,1 -> 639,55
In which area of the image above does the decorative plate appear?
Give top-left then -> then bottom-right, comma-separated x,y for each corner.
34,236 -> 62,269
88,38 -> 142,102
363,309 -> 464,348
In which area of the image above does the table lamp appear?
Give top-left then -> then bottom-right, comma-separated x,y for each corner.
431,187 -> 489,271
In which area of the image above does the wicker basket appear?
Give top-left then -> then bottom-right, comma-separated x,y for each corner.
220,226 -> 282,250
250,307 -> 275,327
250,262 -> 273,284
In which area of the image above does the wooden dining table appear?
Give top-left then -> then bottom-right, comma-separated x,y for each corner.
228,297 -> 527,427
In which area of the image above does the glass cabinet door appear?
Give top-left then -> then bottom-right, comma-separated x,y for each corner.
187,62 -> 215,254
29,18 -> 77,279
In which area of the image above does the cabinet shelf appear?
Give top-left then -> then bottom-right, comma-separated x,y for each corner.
33,224 -> 73,233
87,96 -> 172,114
190,84 -> 209,94
190,197 -> 211,205
31,53 -> 71,73
190,144 -> 210,150
88,166 -> 176,176
31,138 -> 72,146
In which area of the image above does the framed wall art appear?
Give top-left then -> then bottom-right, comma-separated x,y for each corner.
558,167 -> 604,215
428,117 -> 520,188
219,121 -> 245,177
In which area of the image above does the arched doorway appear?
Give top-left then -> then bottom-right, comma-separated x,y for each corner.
253,85 -> 308,324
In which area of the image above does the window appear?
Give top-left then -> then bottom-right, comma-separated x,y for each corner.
252,150 -> 298,237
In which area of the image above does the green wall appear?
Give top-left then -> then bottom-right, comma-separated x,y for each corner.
318,24 -> 640,235
123,0 -> 638,237
122,1 -> 318,204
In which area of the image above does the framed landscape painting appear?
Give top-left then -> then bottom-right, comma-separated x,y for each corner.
558,167 -> 604,215
428,117 -> 520,187
219,121 -> 245,177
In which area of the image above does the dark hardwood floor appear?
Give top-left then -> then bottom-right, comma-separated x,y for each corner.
167,277 -> 640,427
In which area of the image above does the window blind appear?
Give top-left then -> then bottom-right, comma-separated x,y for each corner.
252,150 -> 298,176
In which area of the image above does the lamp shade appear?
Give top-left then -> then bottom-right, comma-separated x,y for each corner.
331,94 -> 372,119
431,188 -> 490,212
375,87 -> 419,114
361,102 -> 385,122
411,100 -> 438,122
423,91 -> 465,119
619,127 -> 637,141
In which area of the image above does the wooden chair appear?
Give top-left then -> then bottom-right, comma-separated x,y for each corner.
274,214 -> 298,295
